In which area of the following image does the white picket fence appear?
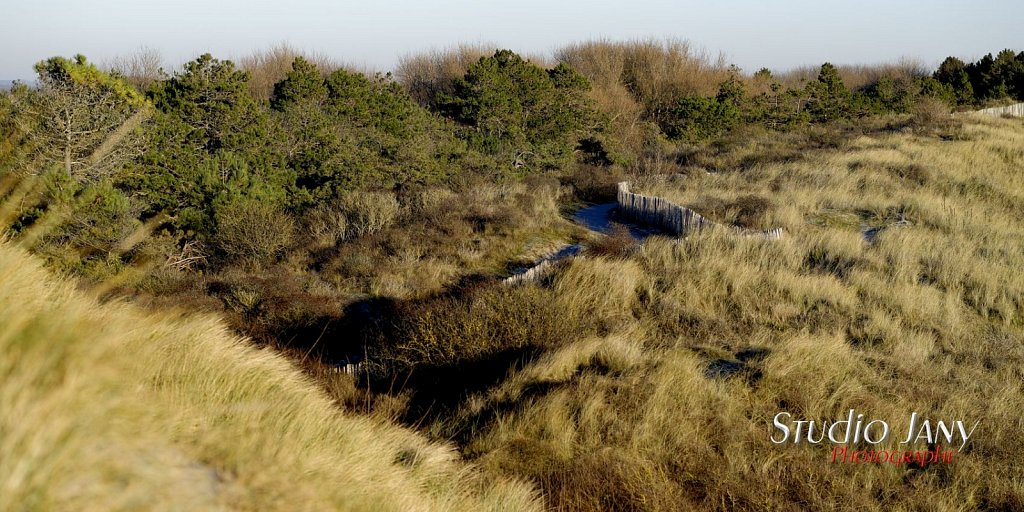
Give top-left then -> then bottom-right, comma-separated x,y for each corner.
616,182 -> 783,240
973,103 -> 1024,117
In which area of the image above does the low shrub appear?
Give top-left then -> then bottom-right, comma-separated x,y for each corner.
586,224 -> 639,258
215,200 -> 295,266
341,191 -> 400,238
303,203 -> 348,248
910,96 -> 953,131
370,283 -> 593,375
690,194 -> 773,229
658,95 -> 740,142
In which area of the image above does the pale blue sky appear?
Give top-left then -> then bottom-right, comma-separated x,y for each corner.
1,1 -> 1020,79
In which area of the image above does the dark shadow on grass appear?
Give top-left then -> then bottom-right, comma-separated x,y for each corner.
377,346 -> 545,429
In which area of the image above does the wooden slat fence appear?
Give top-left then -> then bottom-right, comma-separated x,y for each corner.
616,182 -> 783,240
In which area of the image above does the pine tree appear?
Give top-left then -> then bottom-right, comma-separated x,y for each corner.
271,57 -> 327,111
149,54 -> 267,152
439,50 -> 598,170
806,63 -> 852,122
933,57 -> 975,105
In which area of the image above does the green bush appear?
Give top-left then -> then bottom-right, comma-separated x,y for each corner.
943,49 -> 1024,104
659,96 -> 740,142
933,57 -> 975,105
863,76 -> 916,113
655,72 -> 750,142
439,50 -> 600,171
15,175 -> 142,278
270,59 -> 472,202
806,63 -> 852,122
148,54 -> 267,152
270,56 -> 328,111
125,55 -> 293,237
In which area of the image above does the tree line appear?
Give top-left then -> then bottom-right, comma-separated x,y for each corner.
0,46 -> 1020,274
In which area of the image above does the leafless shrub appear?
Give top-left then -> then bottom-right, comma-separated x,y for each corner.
341,191 -> 400,238
555,38 -> 729,157
13,67 -> 149,182
587,224 -> 639,257
395,43 -> 497,107
910,96 -> 952,131
776,57 -> 929,91
557,38 -> 729,106
405,187 -> 458,216
105,47 -> 165,90
164,240 -> 208,271
215,201 -> 295,266
840,57 -> 929,90
237,43 -> 342,100
303,204 -> 348,248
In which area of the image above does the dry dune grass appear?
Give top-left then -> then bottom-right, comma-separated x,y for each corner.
430,116 -> 1024,510
0,241 -> 542,511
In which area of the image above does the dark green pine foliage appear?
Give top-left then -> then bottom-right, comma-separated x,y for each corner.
321,67 -> 472,187
270,57 -> 327,111
964,51 -> 1022,102
966,53 -> 998,101
269,57 -> 340,206
933,57 -> 975,105
991,49 -> 1024,100
936,50 -> 1023,105
863,77 -> 917,113
914,76 -> 957,106
806,63 -> 852,122
439,50 -> 599,171
1014,51 -> 1024,100
269,58 -> 471,203
148,54 -> 269,152
124,54 -> 293,236
660,96 -> 737,142
658,72 -> 742,142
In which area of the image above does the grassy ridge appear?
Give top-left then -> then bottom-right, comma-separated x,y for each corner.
0,241 -> 540,511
